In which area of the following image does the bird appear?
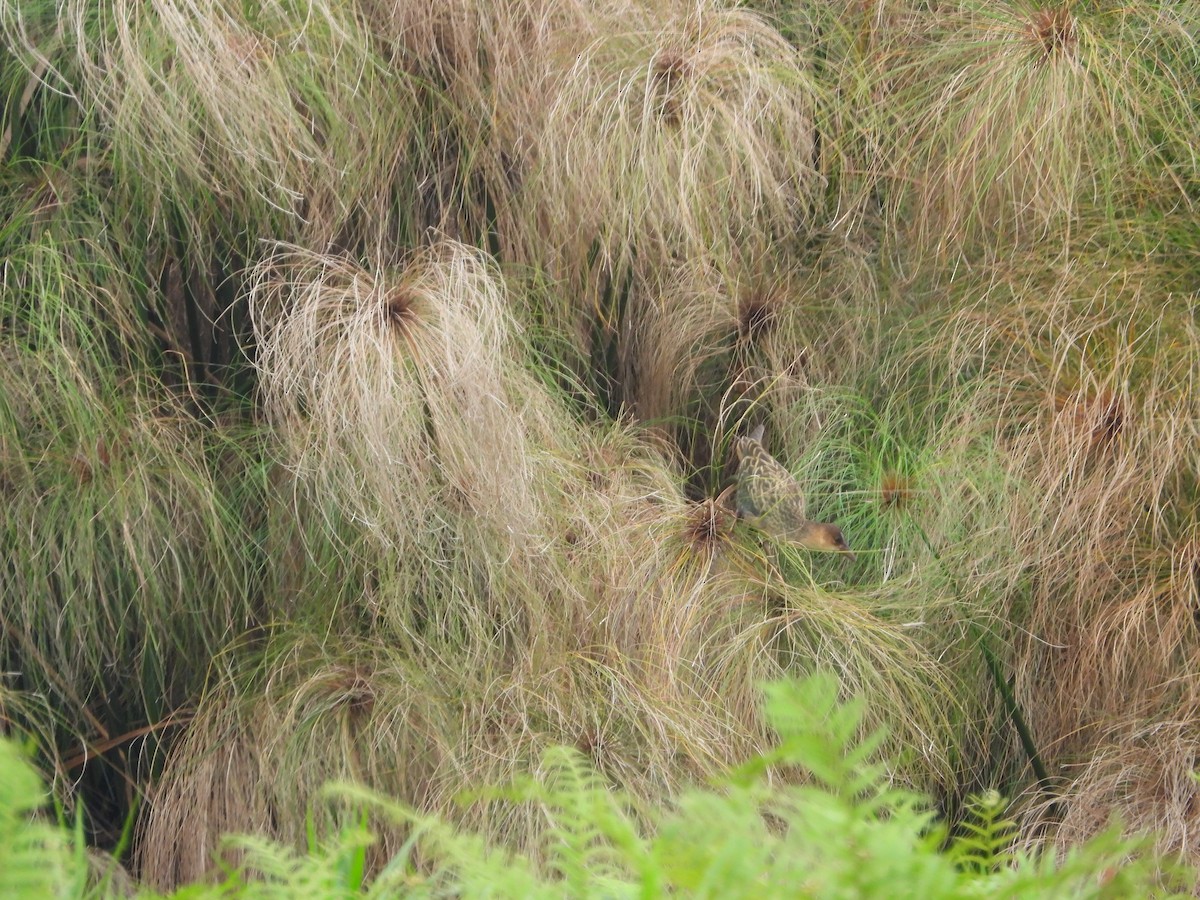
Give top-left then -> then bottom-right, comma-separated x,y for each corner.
734,423 -> 856,561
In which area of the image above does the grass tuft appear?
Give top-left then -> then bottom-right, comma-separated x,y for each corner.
680,495 -> 738,553
1027,6 -> 1077,62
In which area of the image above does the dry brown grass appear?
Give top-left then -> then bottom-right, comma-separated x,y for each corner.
471,1 -> 823,364
249,240 -> 548,555
8,0 -> 1200,886
53,0 -> 415,246
1019,704 -> 1200,868
886,249 -> 1200,861
874,3 -> 1200,260
138,385 -> 959,885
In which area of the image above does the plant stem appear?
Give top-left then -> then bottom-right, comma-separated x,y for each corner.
906,515 -> 1052,788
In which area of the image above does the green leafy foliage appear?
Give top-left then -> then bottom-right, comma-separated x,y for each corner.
0,739 -> 73,898
947,789 -> 1017,877
5,675 -> 1183,898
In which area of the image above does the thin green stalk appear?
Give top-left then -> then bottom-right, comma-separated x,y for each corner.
906,514 -> 1051,788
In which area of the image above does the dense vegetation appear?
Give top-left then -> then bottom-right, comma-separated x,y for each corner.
4,675 -> 1184,897
1,0 -> 1198,892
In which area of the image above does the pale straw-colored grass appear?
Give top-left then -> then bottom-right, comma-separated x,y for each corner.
877,2 -> 1200,260
28,0 -> 417,246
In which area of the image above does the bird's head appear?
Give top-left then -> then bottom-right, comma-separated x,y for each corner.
734,423 -> 767,461
796,522 -> 856,561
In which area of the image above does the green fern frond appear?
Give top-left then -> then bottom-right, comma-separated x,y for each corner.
0,740 -> 73,899
735,672 -> 890,805
529,746 -> 649,896
323,782 -> 555,899
947,790 -> 1018,876
443,745 -> 649,897
217,827 -> 377,900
